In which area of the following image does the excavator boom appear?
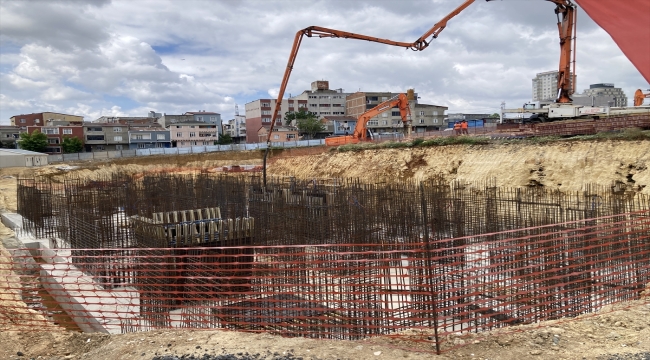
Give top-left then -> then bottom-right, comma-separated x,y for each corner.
325,93 -> 411,146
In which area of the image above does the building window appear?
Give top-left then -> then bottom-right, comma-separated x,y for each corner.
95,145 -> 105,151
189,132 -> 196,137
45,147 -> 61,153
382,97 -> 388,101
419,111 -> 425,116
210,116 -> 216,121
419,119 -> 425,124
196,116 -> 203,121
392,111 -> 400,116
157,134 -> 165,140
368,120 -> 378,126
87,127 -> 102,132
47,138 -> 60,144
382,120 -> 388,125
262,102 -> 270,107
87,135 -> 104,141
308,96 -> 317,99
35,119 -> 40,124
114,136 -> 122,141
309,104 -> 317,107
176,132 -> 182,137
434,119 -> 439,123
298,103 -> 306,108
382,113 -> 388,118
156,143 -> 164,148
63,129 -> 72,134
113,127 -> 122,132
273,135 -> 279,140
192,141 -> 198,146
262,110 -> 271,115
138,143 -> 146,149
286,134 -> 296,139
176,126 -> 181,129
43,128 -> 58,134
433,111 -> 439,116
115,145 -> 123,150
132,134 -> 151,140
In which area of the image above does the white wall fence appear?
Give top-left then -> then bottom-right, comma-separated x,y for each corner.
47,140 -> 325,163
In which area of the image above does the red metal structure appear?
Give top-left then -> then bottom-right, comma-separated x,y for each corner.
324,93 -> 411,146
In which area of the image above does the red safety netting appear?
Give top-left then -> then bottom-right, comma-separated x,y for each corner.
575,0 -> 650,83
1,211 -> 649,354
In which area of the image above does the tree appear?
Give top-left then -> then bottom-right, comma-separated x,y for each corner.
284,108 -> 311,126
490,113 -> 500,118
217,133 -> 233,145
19,130 -> 48,152
61,136 -> 83,153
284,109 -> 326,139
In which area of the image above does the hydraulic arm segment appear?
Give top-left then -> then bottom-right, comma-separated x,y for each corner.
325,93 -> 411,146
262,0 -> 476,184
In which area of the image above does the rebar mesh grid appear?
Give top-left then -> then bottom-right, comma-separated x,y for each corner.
2,211 -> 649,352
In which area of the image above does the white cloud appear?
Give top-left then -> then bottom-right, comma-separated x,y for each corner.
0,0 -> 646,124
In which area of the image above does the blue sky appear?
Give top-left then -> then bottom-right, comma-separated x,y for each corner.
0,0 -> 647,125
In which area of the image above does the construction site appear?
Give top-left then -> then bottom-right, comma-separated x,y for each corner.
1,0 -> 650,359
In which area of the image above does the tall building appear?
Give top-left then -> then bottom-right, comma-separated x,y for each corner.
580,83 -> 628,107
289,80 -> 350,119
532,71 -> 575,101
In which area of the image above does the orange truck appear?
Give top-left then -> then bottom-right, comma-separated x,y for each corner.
325,93 -> 411,146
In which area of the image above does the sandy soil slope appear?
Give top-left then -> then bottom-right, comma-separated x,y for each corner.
269,140 -> 650,194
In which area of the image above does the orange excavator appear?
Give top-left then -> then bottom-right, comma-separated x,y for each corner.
634,89 -> 650,106
324,93 -> 411,146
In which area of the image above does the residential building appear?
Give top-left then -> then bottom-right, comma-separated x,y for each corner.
25,125 -> 84,154
83,123 -> 130,152
245,80 -> 350,143
128,126 -> 171,150
94,111 -> 160,126
346,89 -> 447,133
577,83 -> 628,107
257,126 -> 299,143
322,116 -> 357,136
0,126 -> 21,148
412,104 -> 448,132
222,115 -> 246,143
169,122 -> 219,148
532,70 -> 575,101
10,112 -> 83,127
288,80 -> 350,119
245,99 -> 291,143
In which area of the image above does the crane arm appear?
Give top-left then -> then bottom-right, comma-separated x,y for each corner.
266,0 -> 476,139
353,93 -> 411,140
550,0 -> 577,103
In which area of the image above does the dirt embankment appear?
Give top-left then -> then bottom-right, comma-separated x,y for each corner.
269,140 -> 650,194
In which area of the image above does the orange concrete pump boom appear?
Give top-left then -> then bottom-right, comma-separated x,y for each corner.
262,0 -> 477,184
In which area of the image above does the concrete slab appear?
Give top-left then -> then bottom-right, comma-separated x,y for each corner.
1,212 -> 22,230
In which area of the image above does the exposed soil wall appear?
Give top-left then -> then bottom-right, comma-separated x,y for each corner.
269,140 -> 650,194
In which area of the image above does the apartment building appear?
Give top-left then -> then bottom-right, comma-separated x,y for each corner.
83,123 -> 130,152
0,126 -> 20,148
257,126 -> 299,143
25,125 -> 84,154
346,90 -> 446,133
10,112 -> 83,127
128,126 -> 171,150
245,98 -> 293,143
322,116 -> 357,136
169,122 -> 219,148
532,70 -> 575,101
222,115 -> 246,143
289,81 -> 350,119
578,83 -> 628,107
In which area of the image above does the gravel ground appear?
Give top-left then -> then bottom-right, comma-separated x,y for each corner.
597,353 -> 650,360
152,352 -> 307,360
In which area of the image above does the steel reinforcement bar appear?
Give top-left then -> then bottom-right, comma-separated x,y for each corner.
1,211 -> 649,354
